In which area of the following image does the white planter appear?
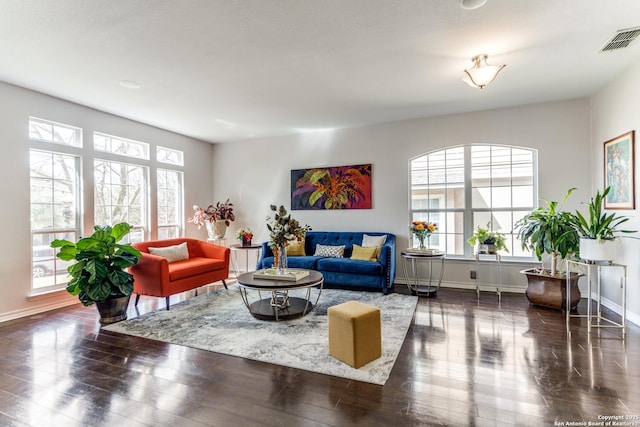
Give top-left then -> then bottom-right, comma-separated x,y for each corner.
579,237 -> 618,262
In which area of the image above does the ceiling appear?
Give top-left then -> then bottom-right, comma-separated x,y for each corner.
1,1 -> 640,144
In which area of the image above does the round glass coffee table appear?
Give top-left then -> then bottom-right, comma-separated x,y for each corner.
236,269 -> 324,321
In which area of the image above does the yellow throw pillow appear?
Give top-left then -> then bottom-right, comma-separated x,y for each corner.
286,239 -> 306,256
350,244 -> 378,262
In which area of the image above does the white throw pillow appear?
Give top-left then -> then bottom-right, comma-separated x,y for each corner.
148,242 -> 189,263
314,244 -> 345,258
362,234 -> 387,260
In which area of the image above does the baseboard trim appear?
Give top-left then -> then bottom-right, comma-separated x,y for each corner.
0,297 -> 79,323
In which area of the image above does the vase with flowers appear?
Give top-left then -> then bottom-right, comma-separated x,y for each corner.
410,220 -> 437,250
236,227 -> 254,246
188,199 -> 235,239
266,204 -> 311,273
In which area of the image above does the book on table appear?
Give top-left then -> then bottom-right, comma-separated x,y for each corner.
254,269 -> 310,281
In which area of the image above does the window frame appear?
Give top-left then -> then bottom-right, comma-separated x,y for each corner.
409,144 -> 538,259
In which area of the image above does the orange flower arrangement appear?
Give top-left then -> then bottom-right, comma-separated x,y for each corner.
410,221 -> 437,249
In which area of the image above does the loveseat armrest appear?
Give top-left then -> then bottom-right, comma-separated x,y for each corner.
130,252 -> 172,296
197,241 -> 231,271
378,235 -> 396,290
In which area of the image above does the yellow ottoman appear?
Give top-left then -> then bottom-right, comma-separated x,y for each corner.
328,301 -> 381,368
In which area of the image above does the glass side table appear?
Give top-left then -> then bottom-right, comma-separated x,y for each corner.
230,244 -> 262,274
401,249 -> 445,297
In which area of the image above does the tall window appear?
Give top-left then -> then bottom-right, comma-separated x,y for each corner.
157,168 -> 183,239
29,118 -> 82,290
410,144 -> 537,257
94,159 -> 147,243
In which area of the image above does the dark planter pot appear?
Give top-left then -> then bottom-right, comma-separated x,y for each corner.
521,268 -> 582,311
95,295 -> 131,324
242,237 -> 252,247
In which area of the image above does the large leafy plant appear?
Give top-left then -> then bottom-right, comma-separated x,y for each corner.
573,186 -> 633,240
514,189 -> 580,276
51,223 -> 141,306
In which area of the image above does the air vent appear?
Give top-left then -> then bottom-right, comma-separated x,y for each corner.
600,27 -> 640,52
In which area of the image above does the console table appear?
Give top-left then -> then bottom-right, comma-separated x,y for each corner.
565,259 -> 627,336
401,250 -> 445,297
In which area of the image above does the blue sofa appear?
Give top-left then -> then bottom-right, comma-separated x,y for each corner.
256,231 -> 396,294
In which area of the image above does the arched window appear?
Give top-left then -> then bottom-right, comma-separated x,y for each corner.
409,144 -> 537,257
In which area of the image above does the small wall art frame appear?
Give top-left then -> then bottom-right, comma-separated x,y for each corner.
604,130 -> 635,209
291,163 -> 372,210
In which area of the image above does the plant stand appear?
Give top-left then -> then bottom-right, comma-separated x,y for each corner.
475,252 -> 501,300
565,259 -> 627,337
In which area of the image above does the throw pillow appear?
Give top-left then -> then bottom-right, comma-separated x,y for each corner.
350,244 -> 378,261
362,234 -> 387,260
148,242 -> 189,263
314,244 -> 345,258
286,239 -> 306,256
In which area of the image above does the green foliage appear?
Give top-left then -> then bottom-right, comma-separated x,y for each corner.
51,223 -> 141,306
573,186 -> 633,240
467,222 -> 509,252
266,205 -> 311,248
514,188 -> 580,276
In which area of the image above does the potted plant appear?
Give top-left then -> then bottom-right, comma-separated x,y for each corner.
572,186 -> 633,262
467,222 -> 508,254
514,188 -> 582,310
51,222 -> 142,324
236,227 -> 254,246
188,198 -> 235,239
266,205 -> 311,272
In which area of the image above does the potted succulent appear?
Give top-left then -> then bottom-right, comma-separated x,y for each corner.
572,186 -> 633,262
514,188 -> 582,310
51,222 -> 141,324
467,222 -> 508,254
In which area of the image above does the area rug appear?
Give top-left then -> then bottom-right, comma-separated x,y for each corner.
103,287 -> 418,385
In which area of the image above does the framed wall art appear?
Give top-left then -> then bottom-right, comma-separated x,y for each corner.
291,163 -> 372,210
604,130 -> 635,209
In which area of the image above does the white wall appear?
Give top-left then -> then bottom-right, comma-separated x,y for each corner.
213,98 -> 595,303
0,82 -> 215,321
591,58 -> 640,326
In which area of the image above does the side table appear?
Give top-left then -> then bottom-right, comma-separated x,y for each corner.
475,253 -> 502,300
565,259 -> 627,337
401,250 -> 445,297
230,244 -> 262,274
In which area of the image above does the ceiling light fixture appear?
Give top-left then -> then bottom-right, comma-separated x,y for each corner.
460,0 -> 487,10
462,54 -> 505,89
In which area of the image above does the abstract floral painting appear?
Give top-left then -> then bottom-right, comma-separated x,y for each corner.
604,131 -> 635,209
291,163 -> 372,210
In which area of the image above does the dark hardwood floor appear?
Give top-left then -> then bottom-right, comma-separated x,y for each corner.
1,281 -> 639,427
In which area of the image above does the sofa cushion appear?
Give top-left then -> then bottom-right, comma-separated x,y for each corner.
168,257 -> 225,281
317,257 -> 383,276
149,242 -> 189,263
350,244 -> 377,261
287,239 -> 306,256
260,255 -> 322,270
362,234 -> 387,260
314,244 -> 345,258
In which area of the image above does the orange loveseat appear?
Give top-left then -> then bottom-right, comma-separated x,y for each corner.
130,238 -> 230,310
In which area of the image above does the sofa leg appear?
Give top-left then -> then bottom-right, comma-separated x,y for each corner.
222,280 -> 228,289
165,296 -> 170,310
195,288 -> 198,297
134,294 -> 141,306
